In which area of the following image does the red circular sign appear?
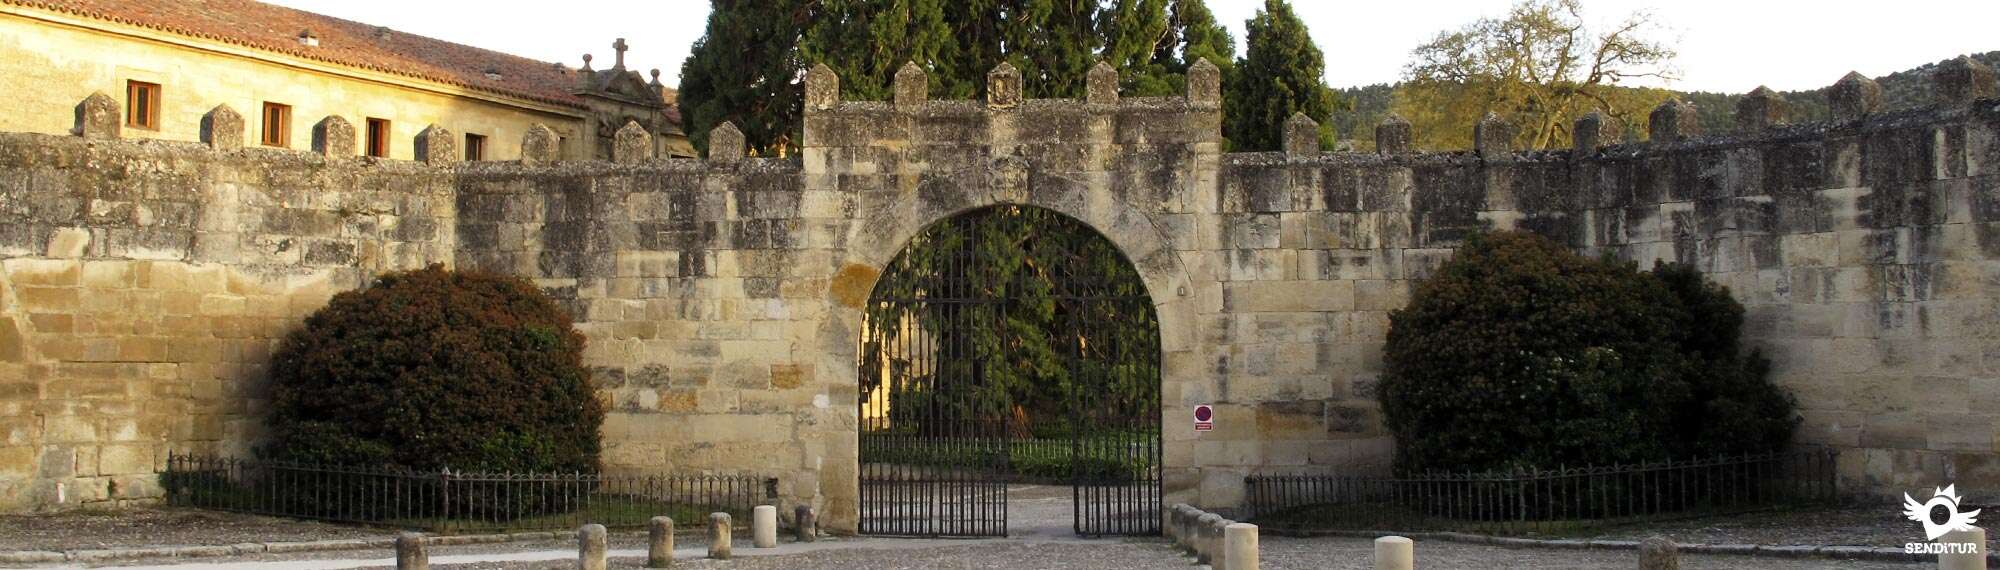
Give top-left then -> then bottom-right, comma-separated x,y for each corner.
1193,405 -> 1213,422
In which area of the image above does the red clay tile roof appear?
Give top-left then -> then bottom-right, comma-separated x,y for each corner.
6,0 -> 591,109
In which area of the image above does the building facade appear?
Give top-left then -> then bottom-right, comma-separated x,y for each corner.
0,0 -> 693,162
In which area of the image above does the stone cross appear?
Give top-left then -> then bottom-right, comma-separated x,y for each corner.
613,38 -> 629,69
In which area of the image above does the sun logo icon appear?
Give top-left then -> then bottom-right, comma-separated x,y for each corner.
1903,484 -> 1982,541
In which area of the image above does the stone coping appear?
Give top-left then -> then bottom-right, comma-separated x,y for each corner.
1260,527 -> 2000,565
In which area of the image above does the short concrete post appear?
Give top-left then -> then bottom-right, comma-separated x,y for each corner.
1939,527 -> 1988,570
1639,535 -> 1678,570
395,532 -> 427,570
708,512 -> 732,560
1374,536 -> 1414,570
753,505 -> 778,548
1224,522 -> 1259,570
795,505 -> 817,542
578,524 -> 607,570
647,516 -> 674,568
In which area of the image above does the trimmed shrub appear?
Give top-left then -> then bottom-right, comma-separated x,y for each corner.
1378,231 -> 1797,475
262,265 -> 604,477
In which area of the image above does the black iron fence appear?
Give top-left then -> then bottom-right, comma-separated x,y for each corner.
163,454 -> 777,533
1246,450 -> 1838,535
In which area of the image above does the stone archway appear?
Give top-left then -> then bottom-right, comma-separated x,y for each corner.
812,167 -> 1211,535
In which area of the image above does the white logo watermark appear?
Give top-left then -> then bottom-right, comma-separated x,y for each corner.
1901,484 -> 1982,555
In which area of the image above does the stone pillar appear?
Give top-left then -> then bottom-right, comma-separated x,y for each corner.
1376,114 -> 1412,155
1934,56 -> 1999,107
1187,58 -> 1221,106
1194,513 -> 1223,564
614,120 -> 653,164
753,505 -> 778,548
1087,61 -> 1119,106
312,116 -> 355,157
706,122 -> 745,165
578,524 -> 607,570
987,62 -> 1022,109
806,63 -> 840,112
794,505 -> 817,542
1224,522 -> 1259,570
708,512 -> 732,559
1638,536 -> 1677,570
1474,112 -> 1515,160
396,532 -> 427,570
895,62 -> 928,109
1573,111 -> 1618,153
1829,72 -> 1883,122
201,105 -> 244,149
416,124 -> 458,165
74,92 -> 119,139
648,516 -> 674,568
1373,536 -> 1413,570
1939,527 -> 1988,570
1647,99 -> 1699,143
521,123 -> 560,164
1735,87 -> 1790,131
1283,113 -> 1320,157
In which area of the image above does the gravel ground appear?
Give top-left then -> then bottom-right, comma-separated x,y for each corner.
1584,504 -> 1997,552
0,507 -> 381,551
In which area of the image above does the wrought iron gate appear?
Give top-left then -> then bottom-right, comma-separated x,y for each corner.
858,206 -> 1160,537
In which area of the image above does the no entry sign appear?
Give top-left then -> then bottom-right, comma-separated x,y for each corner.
1193,404 -> 1214,432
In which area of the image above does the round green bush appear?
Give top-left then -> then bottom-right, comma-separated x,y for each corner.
261,265 -> 604,474
1379,231 -> 1797,474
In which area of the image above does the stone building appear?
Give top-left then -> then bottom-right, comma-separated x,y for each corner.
0,0 -> 693,162
0,14 -> 1996,535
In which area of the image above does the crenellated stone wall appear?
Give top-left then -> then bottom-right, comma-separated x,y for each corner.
1,57 -> 1996,524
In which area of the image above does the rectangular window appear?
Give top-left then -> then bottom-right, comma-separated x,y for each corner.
260,102 -> 291,147
463,133 -> 486,161
365,118 -> 390,158
125,81 -> 160,130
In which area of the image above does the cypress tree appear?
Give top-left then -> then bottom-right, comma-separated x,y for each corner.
678,0 -> 808,156
1225,0 -> 1338,151
802,0 -> 958,101
1006,0 -> 1101,98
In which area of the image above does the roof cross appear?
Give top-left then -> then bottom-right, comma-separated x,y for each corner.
613,38 -> 629,69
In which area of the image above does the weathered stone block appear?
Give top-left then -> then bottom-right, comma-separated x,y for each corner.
1648,99 -> 1699,143
201,105 -> 244,149
1830,72 -> 1883,121
416,124 -> 458,165
894,62 -> 927,108
1187,58 -> 1221,105
1283,113 -> 1319,157
805,63 -> 840,112
521,123 -> 560,164
1086,61 -> 1119,106
1375,114 -> 1412,154
707,122 -> 745,164
987,62 -> 1021,109
1934,55 -> 1999,107
1735,87 -> 1790,131
313,115 -> 356,156
613,121 -> 652,164
1474,112 -> 1515,160
74,92 -> 118,139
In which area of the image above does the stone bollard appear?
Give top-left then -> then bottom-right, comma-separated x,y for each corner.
647,516 -> 674,568
578,524 -> 607,570
1194,513 -> 1223,563
708,512 -> 733,560
753,505 -> 779,548
1639,535 -> 1678,570
1374,536 -> 1414,570
396,532 -> 427,570
1224,522 -> 1259,570
795,505 -> 818,542
1210,517 -> 1237,570
1940,527 -> 1988,570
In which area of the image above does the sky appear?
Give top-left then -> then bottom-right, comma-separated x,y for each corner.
266,0 -> 1999,94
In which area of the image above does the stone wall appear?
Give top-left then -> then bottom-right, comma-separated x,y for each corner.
0,57 -> 1995,521
0,133 -> 454,510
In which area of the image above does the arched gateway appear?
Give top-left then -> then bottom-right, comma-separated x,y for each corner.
856,205 -> 1162,536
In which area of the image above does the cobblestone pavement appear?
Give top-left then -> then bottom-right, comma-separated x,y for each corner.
1584,504 -> 1996,552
